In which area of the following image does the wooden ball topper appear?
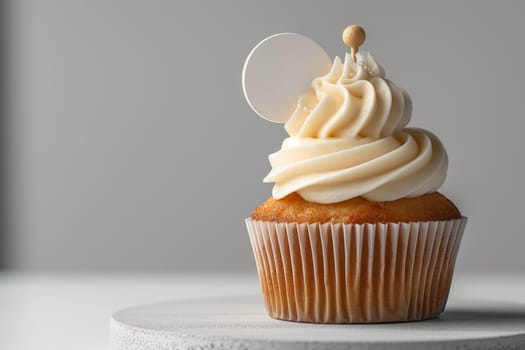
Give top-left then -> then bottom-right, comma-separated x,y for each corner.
342,25 -> 366,62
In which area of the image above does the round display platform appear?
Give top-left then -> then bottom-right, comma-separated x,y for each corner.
111,295 -> 525,350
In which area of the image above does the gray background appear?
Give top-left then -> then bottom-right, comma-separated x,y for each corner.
5,0 -> 525,271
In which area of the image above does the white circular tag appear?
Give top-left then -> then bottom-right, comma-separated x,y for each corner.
242,33 -> 332,123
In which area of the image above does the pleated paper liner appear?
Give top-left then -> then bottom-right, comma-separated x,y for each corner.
246,217 -> 467,324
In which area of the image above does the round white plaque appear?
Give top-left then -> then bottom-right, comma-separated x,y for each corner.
242,33 -> 332,123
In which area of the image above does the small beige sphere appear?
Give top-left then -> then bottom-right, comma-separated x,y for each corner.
342,25 -> 366,49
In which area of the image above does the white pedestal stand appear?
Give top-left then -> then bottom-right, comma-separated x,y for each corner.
111,295 -> 525,350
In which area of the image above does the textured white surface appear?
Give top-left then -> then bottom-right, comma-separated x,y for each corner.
0,273 -> 260,350
111,296 -> 525,350
1,272 -> 525,350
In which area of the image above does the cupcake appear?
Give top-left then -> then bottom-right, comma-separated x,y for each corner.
244,26 -> 466,323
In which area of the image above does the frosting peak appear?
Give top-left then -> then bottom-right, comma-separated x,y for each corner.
285,53 -> 412,139
264,52 -> 448,203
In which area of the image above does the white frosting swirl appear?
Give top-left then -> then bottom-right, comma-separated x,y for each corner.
264,52 -> 448,203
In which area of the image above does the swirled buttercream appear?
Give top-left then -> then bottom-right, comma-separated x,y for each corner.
264,52 -> 448,203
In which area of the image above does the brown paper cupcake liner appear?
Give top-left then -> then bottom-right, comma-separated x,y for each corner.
246,217 -> 467,323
